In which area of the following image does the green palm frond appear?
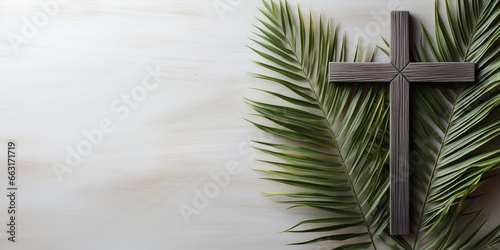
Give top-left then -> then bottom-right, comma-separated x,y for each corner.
402,0 -> 500,249
247,0 -> 499,249
248,0 -> 389,248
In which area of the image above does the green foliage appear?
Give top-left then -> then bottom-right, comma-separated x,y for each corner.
247,0 -> 500,249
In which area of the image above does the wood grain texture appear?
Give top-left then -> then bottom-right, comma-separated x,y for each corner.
402,62 -> 475,82
388,10 -> 410,235
329,63 -> 398,82
391,11 -> 409,70
390,74 -> 410,235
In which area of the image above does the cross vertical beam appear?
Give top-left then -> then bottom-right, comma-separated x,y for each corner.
390,75 -> 410,235
389,11 -> 410,235
391,11 -> 409,70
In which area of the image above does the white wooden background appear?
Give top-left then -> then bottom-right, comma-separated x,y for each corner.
0,0 -> 498,249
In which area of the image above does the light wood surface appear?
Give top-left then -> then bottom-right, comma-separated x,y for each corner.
0,0 -> 497,249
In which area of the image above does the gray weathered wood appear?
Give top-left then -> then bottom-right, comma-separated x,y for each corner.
402,62 -> 475,82
329,63 -> 398,82
391,11 -> 409,70
390,74 -> 410,235
327,10 -> 475,235
389,11 -> 411,235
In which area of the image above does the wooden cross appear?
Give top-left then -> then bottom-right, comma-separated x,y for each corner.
328,11 -> 475,235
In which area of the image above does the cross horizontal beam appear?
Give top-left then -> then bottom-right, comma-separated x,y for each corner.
329,63 -> 398,82
402,62 -> 475,82
329,62 -> 475,83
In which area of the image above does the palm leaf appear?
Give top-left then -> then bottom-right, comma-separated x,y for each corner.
399,0 -> 500,249
248,0 -> 390,248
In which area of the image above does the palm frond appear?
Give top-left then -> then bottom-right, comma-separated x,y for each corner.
248,0 -> 390,248
388,0 -> 500,249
